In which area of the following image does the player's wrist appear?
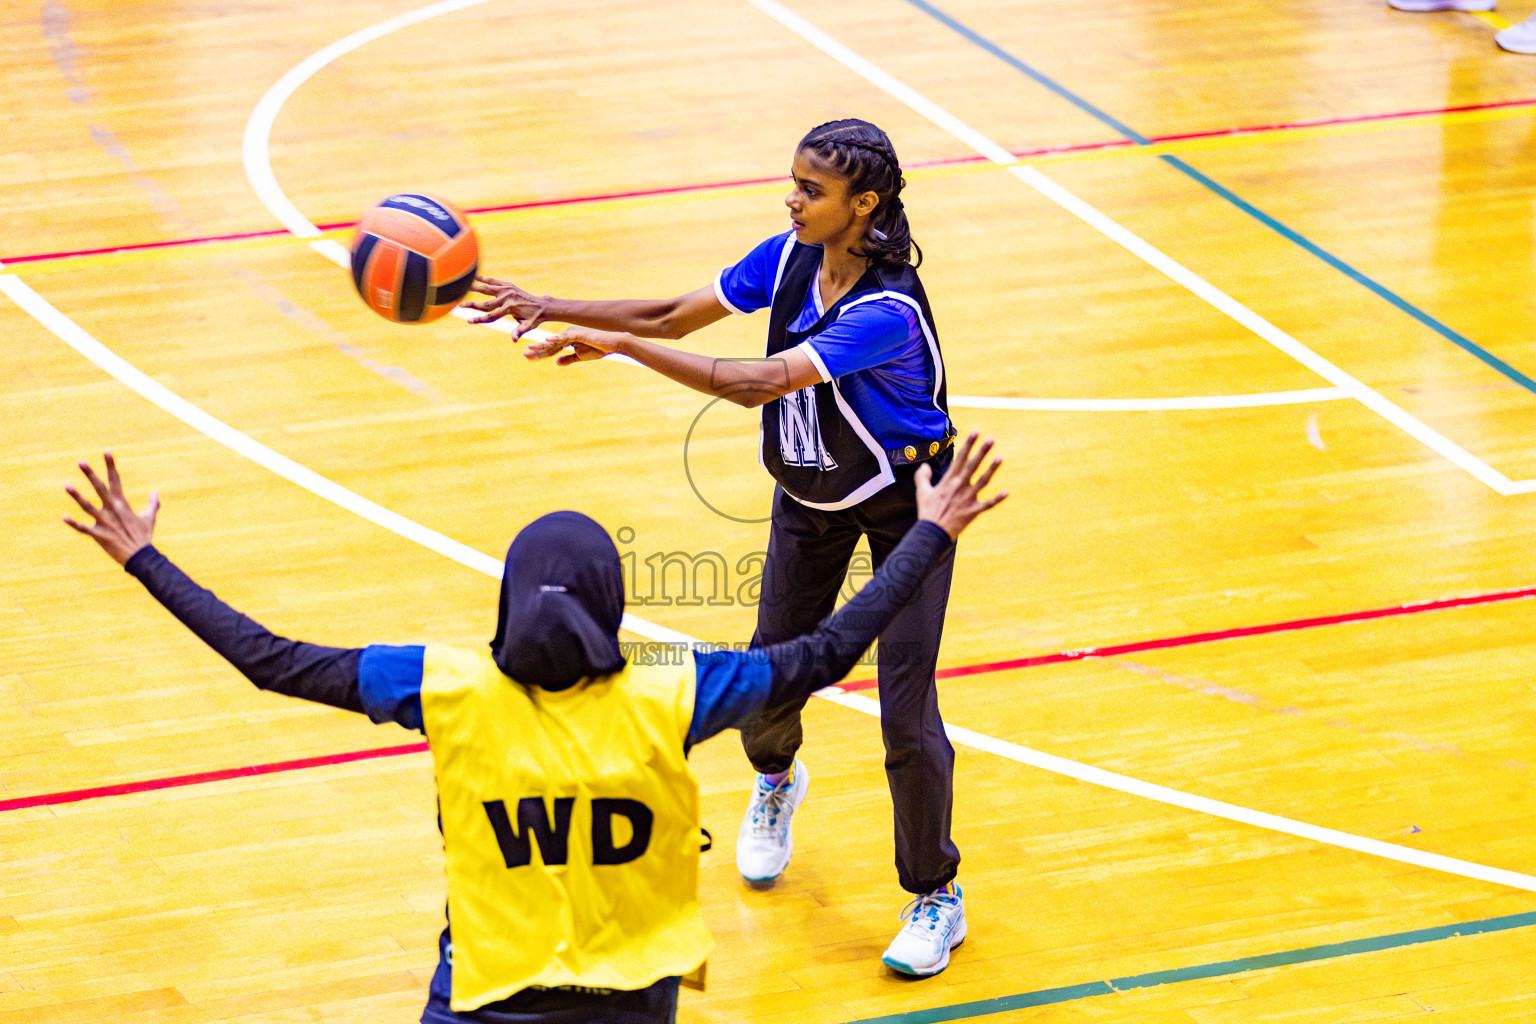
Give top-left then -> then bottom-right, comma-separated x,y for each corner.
537,295 -> 566,324
915,512 -> 956,539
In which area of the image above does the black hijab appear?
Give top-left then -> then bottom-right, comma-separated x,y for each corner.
490,511 -> 627,690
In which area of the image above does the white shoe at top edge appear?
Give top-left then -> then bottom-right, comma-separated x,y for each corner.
1496,14 -> 1536,51
1387,1 -> 1536,55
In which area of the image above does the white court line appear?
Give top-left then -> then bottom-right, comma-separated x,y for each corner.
1,270 -> 674,638
246,0 -> 1536,489
7,272 -> 1534,892
247,13 -> 1346,410
1009,165 -> 1536,494
742,0 -> 1536,497
215,0 -> 1536,891
821,692 -> 1536,894
950,388 -> 1346,411
4,275 -> 497,580
241,0 -> 499,240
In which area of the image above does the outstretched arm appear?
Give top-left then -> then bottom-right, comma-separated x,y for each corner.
65,455 -> 366,715
462,280 -> 731,341
688,435 -> 1007,743
464,276 -> 823,407
525,329 -> 824,408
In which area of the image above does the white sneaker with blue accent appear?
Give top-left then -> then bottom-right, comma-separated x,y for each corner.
735,760 -> 808,884
882,884 -> 966,977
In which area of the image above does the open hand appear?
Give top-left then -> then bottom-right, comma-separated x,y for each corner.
522,327 -> 627,366
64,453 -> 159,566
461,275 -> 546,334
915,433 -> 1006,540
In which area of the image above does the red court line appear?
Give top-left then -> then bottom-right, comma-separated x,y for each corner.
0,229 -> 308,266
835,581 -> 1536,692
5,96 -> 1532,268
0,163 -> 967,267
7,581 -> 1536,811
1146,95 -> 1536,146
0,741 -> 429,813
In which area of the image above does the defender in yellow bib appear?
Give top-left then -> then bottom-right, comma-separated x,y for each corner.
421,644 -> 709,1004
64,436 -> 1004,1024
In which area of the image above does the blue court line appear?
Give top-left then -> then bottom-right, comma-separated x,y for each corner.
839,909 -> 1536,1023
901,0 -> 1536,397
902,0 -> 1152,145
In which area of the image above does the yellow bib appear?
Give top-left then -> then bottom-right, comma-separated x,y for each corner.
419,645 -> 713,1011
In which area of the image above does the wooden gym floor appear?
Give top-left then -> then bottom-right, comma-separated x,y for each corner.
3,1 -> 1536,1020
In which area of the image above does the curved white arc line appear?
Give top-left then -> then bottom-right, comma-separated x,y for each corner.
246,0 -> 1507,471
821,691 -> 1536,893
188,0 -> 1536,886
950,388 -> 1348,411
247,0 -> 1535,494
241,0 -> 498,239
12,269 -> 1536,892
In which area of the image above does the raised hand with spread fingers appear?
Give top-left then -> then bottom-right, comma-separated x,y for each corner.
63,452 -> 159,567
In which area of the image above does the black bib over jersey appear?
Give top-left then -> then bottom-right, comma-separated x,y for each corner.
761,240 -> 950,509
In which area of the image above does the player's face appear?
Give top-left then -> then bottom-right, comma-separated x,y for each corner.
786,150 -> 860,247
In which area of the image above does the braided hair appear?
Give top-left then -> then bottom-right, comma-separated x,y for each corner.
797,118 -> 921,268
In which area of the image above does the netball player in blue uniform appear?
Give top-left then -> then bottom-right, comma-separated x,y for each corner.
64,445 -> 1003,1023
465,118 -> 970,976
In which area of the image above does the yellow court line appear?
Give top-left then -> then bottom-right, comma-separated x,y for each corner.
1471,10 -> 1512,29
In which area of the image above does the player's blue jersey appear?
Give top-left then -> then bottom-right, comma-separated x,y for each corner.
715,232 -> 950,449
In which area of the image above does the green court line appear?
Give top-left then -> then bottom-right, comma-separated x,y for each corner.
903,0 -> 1536,398
841,909 -> 1536,1023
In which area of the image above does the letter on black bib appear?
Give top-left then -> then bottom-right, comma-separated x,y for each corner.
483,797 -> 575,867
590,798 -> 654,865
